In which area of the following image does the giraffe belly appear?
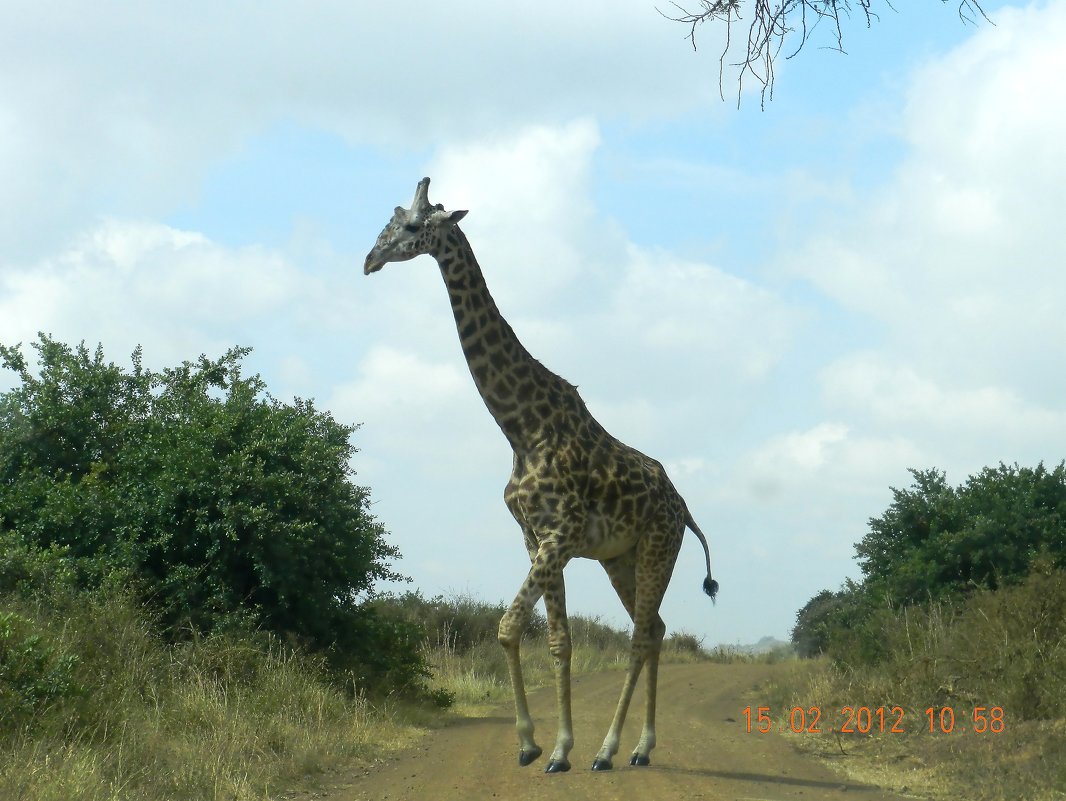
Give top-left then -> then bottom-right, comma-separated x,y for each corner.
576,513 -> 636,561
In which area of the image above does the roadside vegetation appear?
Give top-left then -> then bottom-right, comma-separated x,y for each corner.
0,547 -> 721,801
0,336 -> 720,801
0,567 -> 412,800
8,335 -> 1060,800
0,337 -> 426,800
0,556 -> 721,801
778,464 -> 1066,801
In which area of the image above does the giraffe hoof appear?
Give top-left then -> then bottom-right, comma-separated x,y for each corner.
545,758 -> 571,773
518,746 -> 543,766
591,758 -> 613,771
630,754 -> 651,767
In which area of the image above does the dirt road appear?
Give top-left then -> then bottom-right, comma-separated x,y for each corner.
335,662 -> 911,801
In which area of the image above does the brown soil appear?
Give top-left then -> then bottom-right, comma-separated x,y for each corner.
323,662 -> 913,801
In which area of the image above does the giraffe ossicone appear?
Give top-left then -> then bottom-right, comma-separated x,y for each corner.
364,177 -> 718,772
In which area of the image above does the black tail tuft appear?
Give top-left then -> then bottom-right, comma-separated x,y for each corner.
703,576 -> 719,603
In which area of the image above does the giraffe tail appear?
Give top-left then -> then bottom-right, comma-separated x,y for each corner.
685,509 -> 719,603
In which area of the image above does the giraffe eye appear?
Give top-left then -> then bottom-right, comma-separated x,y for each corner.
402,223 -> 420,233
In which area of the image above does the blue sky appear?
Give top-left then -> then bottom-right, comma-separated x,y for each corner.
2,1 -> 1062,646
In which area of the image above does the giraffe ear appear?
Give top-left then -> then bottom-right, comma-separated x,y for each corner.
426,208 -> 467,228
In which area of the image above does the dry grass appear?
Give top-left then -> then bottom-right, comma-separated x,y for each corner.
767,571 -> 1066,801
779,671 -> 1066,801
0,588 -> 738,800
0,590 -> 416,801
424,615 -> 632,712
421,608 -> 752,715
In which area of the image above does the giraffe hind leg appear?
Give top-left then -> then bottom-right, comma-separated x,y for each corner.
629,615 -> 665,766
629,533 -> 679,768
592,552 -> 638,770
594,541 -> 675,770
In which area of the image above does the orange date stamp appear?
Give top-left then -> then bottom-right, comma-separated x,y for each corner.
742,705 -> 1005,735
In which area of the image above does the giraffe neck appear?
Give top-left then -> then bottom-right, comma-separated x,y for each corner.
434,227 -> 580,451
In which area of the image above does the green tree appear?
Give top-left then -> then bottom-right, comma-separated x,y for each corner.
856,464 -> 1066,605
0,335 -> 406,671
791,588 -> 841,657
791,581 -> 892,664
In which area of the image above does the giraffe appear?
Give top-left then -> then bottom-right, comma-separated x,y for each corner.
364,177 -> 718,773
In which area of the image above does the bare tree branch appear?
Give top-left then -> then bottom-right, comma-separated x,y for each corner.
658,0 -> 991,107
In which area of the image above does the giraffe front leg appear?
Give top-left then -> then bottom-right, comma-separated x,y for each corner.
542,569 -> 574,773
501,540 -> 576,772
499,588 -> 542,767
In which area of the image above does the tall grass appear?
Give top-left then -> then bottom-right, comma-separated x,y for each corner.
0,587 -> 410,801
1,587 -> 721,799
771,569 -> 1066,800
425,613 -> 633,709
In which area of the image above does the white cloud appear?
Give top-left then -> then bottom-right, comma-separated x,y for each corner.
814,351 -> 1066,486
0,2 -> 719,258
605,245 -> 795,380
329,342 -> 507,490
422,118 -> 799,378
0,219 -> 304,368
331,346 -> 469,424
786,0 -> 1066,413
428,119 -> 607,303
737,421 -> 921,500
755,422 -> 850,474
430,120 -> 601,228
821,353 -> 1066,434
903,2 -> 1066,188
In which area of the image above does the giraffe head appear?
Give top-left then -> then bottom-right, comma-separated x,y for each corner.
364,177 -> 468,275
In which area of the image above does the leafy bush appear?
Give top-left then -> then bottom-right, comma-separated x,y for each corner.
570,614 -> 631,653
380,591 -> 712,663
663,630 -> 706,659
0,335 -> 415,689
0,610 -> 81,726
791,589 -> 844,658
0,530 -> 77,599
792,581 -> 899,665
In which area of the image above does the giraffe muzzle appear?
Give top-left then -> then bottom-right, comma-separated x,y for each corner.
364,253 -> 385,274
